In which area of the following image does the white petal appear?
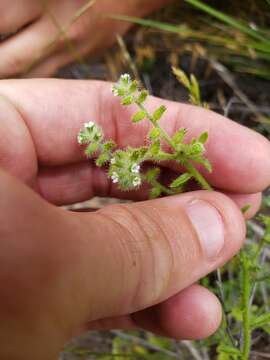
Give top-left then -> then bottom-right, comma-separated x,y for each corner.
84,121 -> 95,130
131,163 -> 140,174
120,74 -> 131,83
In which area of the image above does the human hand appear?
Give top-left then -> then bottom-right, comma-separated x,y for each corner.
0,79 -> 269,360
0,0 -> 170,78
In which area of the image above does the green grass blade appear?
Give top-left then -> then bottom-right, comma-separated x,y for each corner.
234,66 -> 270,80
111,15 -> 270,59
110,15 -> 187,33
185,0 -> 270,45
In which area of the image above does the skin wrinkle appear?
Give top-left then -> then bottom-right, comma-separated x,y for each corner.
115,204 -> 158,310
136,205 -> 176,302
119,204 -> 176,309
96,209 -> 142,315
100,203 -> 171,312
151,205 -> 202,294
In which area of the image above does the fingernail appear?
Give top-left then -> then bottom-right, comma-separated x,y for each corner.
187,200 -> 225,259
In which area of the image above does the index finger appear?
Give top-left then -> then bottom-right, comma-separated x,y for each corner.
0,78 -> 269,193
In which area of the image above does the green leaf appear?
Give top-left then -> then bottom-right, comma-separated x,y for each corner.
96,152 -> 110,167
147,334 -> 172,349
152,105 -> 167,122
77,131 -> 90,145
146,168 -> 161,181
196,158 -> 212,172
241,204 -> 251,214
103,141 -> 116,151
121,95 -> 134,105
199,131 -> 209,144
132,110 -> 146,123
251,312 -> 270,329
113,150 -> 127,163
170,173 -> 192,188
149,128 -> 161,140
258,214 -> 270,226
137,90 -> 149,104
217,344 -> 240,356
150,187 -> 161,199
85,142 -> 99,157
190,74 -> 201,104
172,66 -> 191,89
148,141 -> 161,156
129,80 -> 138,93
112,85 -> 126,97
172,128 -> 187,144
191,142 -> 205,155
129,147 -> 148,161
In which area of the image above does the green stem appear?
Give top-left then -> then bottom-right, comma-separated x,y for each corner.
136,101 -> 212,190
136,102 -> 177,150
241,253 -> 251,360
142,175 -> 174,196
254,237 -> 266,261
216,269 -> 237,347
154,181 -> 174,195
183,161 -> 213,190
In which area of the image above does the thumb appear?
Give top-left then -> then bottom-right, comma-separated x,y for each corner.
73,190 -> 246,322
0,169 -> 245,355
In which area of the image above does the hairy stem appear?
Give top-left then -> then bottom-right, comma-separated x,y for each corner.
136,101 -> 177,150
183,161 -> 212,191
136,101 -> 212,190
241,254 -> 251,360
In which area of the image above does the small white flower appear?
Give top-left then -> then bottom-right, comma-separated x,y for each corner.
112,74 -> 132,96
112,85 -> 119,97
111,172 -> 119,184
132,176 -> 141,187
77,133 -> 84,145
120,73 -> 131,83
110,158 -> 116,165
84,121 -> 95,130
131,163 -> 140,174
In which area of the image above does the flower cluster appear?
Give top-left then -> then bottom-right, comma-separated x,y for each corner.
108,148 -> 143,190
77,121 -> 103,147
112,74 -> 132,96
77,74 -> 212,197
